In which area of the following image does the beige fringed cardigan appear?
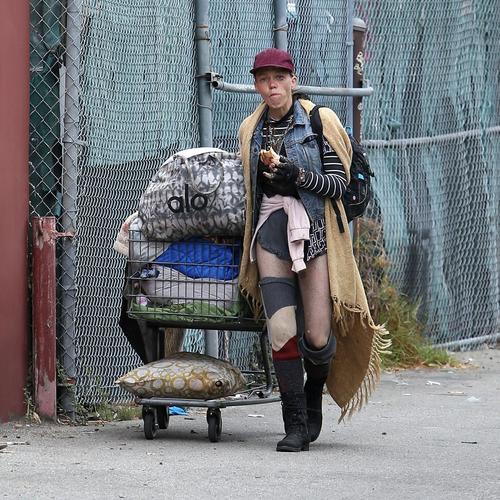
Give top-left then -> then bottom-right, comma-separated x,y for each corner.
238,98 -> 391,421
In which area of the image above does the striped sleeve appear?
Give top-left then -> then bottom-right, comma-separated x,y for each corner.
300,140 -> 348,199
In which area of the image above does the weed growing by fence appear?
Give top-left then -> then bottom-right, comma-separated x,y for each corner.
356,219 -> 458,369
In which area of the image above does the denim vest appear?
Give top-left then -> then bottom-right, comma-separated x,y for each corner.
250,99 -> 325,227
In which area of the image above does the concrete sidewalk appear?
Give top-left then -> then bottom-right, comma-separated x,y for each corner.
1,347 -> 499,500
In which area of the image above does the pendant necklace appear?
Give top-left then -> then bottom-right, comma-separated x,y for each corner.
264,114 -> 294,155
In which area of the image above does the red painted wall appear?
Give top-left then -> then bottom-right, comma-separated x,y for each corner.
0,1 -> 30,421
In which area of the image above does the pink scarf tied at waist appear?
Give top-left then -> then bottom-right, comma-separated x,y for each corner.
249,194 -> 310,273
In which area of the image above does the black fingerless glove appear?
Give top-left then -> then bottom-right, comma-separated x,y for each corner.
273,157 -> 300,183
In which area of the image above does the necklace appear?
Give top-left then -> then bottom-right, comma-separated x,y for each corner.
264,114 -> 294,154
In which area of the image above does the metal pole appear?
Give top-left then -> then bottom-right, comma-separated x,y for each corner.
211,78 -> 373,96
362,125 -> 500,148
351,17 -> 367,249
345,0 -> 355,129
204,330 -> 219,358
194,0 -> 217,357
273,0 -> 288,49
352,18 -> 366,141
60,0 -> 82,417
433,333 -> 500,351
195,0 -> 213,148
299,0 -> 314,83
32,217 -> 57,421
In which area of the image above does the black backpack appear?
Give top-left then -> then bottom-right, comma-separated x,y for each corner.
309,105 -> 374,233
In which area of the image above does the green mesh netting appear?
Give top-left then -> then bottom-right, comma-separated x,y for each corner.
356,0 -> 499,346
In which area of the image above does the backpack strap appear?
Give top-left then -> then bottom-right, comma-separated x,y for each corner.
309,105 -> 325,163
309,105 -> 345,233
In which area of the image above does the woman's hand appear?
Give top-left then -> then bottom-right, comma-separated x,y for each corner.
261,154 -> 301,184
272,157 -> 300,183
260,147 -> 280,166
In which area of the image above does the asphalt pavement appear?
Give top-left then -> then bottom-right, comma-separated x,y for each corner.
1,347 -> 499,500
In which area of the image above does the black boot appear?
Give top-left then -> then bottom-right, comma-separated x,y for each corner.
303,358 -> 330,443
273,358 -> 306,435
276,392 -> 310,452
300,332 -> 336,443
304,375 -> 327,442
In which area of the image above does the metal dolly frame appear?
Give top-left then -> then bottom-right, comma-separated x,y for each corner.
125,233 -> 281,441
130,316 -> 279,442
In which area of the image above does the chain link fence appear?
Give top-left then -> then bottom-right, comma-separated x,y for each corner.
31,0 -> 203,406
355,0 -> 499,349
30,0 -> 344,407
29,0 -> 499,408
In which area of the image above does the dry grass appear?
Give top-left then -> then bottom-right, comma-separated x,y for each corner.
356,218 -> 458,370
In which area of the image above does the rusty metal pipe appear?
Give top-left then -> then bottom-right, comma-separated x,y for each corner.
32,217 -> 57,421
32,217 -> 74,420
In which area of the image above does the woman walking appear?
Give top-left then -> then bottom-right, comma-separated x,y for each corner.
237,48 -> 390,452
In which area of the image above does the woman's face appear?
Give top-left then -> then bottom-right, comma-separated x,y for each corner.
253,68 -> 297,119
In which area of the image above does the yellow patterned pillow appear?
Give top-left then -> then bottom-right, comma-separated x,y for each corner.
116,352 -> 246,399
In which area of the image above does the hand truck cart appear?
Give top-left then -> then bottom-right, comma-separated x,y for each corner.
125,231 -> 279,442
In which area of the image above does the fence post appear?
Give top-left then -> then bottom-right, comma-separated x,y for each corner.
32,217 -> 58,421
194,0 -> 218,356
352,18 -> 366,142
345,0 -> 355,130
59,0 -> 82,418
352,17 -> 366,249
195,0 -> 213,148
273,0 -> 288,49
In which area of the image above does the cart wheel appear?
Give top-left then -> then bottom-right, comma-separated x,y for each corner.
207,408 -> 222,443
143,410 -> 157,440
156,406 -> 169,430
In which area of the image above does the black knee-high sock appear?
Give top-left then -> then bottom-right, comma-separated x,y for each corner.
300,335 -> 336,382
273,338 -> 304,394
303,357 -> 330,383
274,358 -> 305,394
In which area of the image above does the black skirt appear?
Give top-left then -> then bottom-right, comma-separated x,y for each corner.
256,208 -> 327,263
